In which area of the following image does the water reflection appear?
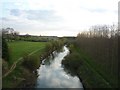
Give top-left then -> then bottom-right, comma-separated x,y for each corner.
36,46 -> 83,88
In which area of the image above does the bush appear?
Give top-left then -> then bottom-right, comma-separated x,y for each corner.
22,55 -> 40,71
44,40 -> 64,56
62,52 -> 83,75
2,37 -> 9,61
2,59 -> 9,75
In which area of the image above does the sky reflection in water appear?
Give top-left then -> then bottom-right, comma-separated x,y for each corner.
36,46 -> 83,88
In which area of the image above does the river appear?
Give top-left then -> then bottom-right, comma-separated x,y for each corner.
35,46 -> 83,88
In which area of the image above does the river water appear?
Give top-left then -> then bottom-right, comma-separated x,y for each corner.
35,46 -> 83,88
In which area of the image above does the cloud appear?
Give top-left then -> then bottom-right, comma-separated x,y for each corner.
10,9 -> 21,16
81,7 -> 108,13
10,9 -> 62,22
1,0 -> 119,36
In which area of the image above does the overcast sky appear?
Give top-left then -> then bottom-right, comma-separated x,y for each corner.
0,0 -> 119,36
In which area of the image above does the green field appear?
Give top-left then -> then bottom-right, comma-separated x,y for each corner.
8,41 -> 47,64
3,41 -> 47,88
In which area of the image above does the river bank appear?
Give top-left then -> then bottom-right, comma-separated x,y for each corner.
2,40 -> 65,88
18,46 -> 70,88
62,44 -> 112,88
2,41 -> 46,88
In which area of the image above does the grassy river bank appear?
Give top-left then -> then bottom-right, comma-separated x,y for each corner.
2,40 -> 65,88
62,44 -> 114,88
2,41 -> 46,88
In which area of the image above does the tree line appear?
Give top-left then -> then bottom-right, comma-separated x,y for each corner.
2,27 -> 19,41
75,24 -> 118,87
2,27 -> 57,42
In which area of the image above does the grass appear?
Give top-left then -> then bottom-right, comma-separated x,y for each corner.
2,65 -> 24,88
3,41 -> 47,88
62,45 -> 113,88
8,41 -> 47,64
76,47 -> 118,88
2,63 -> 37,88
3,40 -> 65,88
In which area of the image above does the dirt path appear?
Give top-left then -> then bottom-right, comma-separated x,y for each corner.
2,49 -> 41,78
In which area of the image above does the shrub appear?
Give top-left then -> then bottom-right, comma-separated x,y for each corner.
2,37 -> 9,61
22,55 -> 40,71
62,52 -> 83,75
2,59 -> 9,75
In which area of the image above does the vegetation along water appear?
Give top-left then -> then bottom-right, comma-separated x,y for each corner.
2,24 -> 119,88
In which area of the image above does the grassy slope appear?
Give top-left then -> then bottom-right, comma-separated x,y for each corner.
8,41 -> 47,64
76,48 -> 118,88
76,47 -> 112,88
3,41 -> 47,88
62,45 -> 112,88
76,47 -> 117,88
